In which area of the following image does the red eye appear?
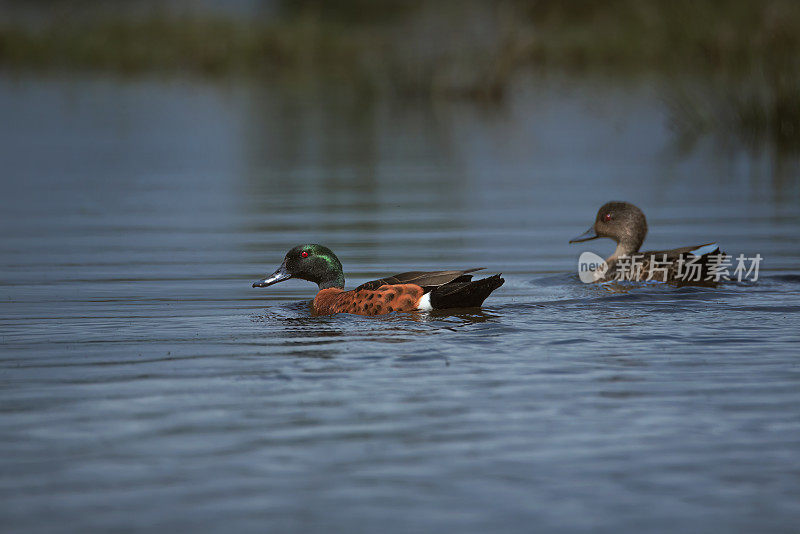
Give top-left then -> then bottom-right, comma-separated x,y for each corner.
300,251 -> 309,258
603,213 -> 612,222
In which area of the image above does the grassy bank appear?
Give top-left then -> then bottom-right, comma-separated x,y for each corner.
1,0 -> 798,147
1,2 -> 798,81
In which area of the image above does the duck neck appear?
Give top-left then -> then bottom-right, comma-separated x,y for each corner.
607,238 -> 642,262
318,272 -> 345,290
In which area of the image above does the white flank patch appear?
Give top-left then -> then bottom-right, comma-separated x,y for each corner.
690,243 -> 718,257
417,292 -> 433,311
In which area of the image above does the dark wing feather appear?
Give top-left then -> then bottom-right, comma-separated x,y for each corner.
628,243 -> 723,284
643,242 -> 720,260
355,268 -> 484,292
429,274 -> 505,309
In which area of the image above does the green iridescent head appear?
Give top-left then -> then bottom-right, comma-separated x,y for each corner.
253,244 -> 345,290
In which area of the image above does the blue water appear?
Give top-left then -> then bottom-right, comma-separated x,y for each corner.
1,74 -> 799,532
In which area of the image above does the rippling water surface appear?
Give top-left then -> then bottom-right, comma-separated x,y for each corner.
1,75 -> 800,532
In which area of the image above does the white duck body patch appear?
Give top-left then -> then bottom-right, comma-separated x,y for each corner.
690,243 -> 719,257
417,292 -> 433,311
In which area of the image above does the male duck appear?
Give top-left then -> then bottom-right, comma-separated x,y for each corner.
253,244 -> 505,315
569,201 -> 723,283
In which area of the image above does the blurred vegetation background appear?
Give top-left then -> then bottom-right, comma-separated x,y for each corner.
1,0 -> 799,150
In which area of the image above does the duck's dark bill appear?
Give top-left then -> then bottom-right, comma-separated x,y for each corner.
569,227 -> 599,243
253,264 -> 291,288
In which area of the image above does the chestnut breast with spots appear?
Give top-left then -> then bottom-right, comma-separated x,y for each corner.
313,285 -> 425,316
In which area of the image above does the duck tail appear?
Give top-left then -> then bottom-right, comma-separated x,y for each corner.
429,274 -> 504,309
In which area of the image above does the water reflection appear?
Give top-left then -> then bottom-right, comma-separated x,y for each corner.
1,74 -> 800,534
664,81 -> 800,198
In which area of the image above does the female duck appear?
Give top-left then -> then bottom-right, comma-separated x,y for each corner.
253,244 -> 504,315
569,201 -> 722,283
